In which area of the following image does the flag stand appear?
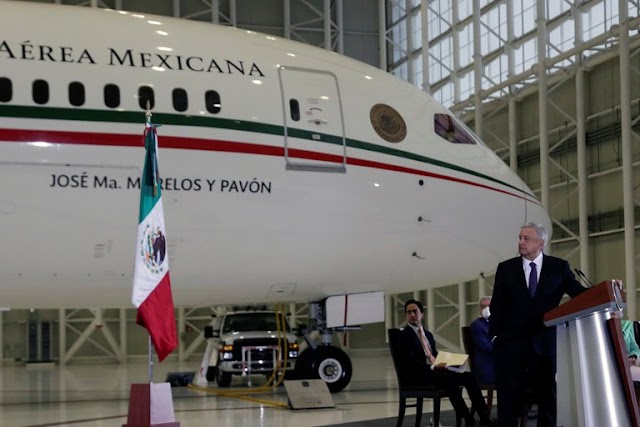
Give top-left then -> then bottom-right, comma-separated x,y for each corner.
123,340 -> 180,427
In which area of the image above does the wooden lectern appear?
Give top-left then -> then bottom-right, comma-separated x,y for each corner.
544,280 -> 640,427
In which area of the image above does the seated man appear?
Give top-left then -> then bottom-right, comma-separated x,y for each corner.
621,318 -> 640,380
469,296 -> 496,385
397,298 -> 494,427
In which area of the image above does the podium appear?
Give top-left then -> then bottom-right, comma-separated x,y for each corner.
544,280 -> 639,427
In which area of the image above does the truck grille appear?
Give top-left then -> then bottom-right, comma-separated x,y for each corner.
232,338 -> 288,361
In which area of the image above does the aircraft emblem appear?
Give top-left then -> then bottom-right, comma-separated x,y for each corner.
369,103 -> 407,143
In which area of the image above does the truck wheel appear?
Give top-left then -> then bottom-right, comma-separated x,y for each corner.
216,364 -> 232,387
296,346 -> 352,393
206,366 -> 217,382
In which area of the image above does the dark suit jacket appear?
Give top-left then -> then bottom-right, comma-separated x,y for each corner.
489,254 -> 586,358
469,317 -> 496,384
396,325 -> 438,386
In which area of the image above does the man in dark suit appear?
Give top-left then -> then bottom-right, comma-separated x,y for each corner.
469,296 -> 496,385
489,223 -> 587,427
397,299 -> 494,427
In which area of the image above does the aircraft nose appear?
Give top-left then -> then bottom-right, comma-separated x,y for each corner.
524,194 -> 552,239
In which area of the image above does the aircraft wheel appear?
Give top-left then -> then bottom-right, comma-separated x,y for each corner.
297,346 -> 352,393
216,364 -> 232,387
294,348 -> 315,379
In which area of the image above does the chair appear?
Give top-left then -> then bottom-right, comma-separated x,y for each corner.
388,328 -> 462,427
461,326 -> 495,415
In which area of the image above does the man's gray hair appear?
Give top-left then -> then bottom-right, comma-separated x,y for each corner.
479,296 -> 491,306
522,222 -> 548,246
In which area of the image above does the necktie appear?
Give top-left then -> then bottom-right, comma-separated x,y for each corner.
418,326 -> 436,364
529,261 -> 538,297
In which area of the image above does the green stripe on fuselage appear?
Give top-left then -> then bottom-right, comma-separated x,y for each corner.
0,104 -> 531,197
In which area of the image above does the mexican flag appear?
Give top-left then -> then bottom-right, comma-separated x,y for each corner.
132,121 -> 178,362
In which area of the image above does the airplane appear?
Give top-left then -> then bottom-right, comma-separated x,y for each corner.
0,1 -> 549,392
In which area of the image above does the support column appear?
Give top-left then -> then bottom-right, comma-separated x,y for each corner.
506,0 -> 518,170
379,0 -> 387,70
284,0 -> 291,39
426,288 -> 435,330
211,0 -> 219,24
59,308 -> 66,364
288,303 -> 297,329
478,274 -> 487,299
420,0 -> 430,94
120,308 -> 127,358
536,1 -> 550,218
0,311 -> 3,362
619,0 -> 637,319
405,0 -> 415,85
324,0 -> 331,50
458,282 -> 467,347
472,0 -> 483,137
178,307 -> 185,361
575,5 -> 591,279
229,0 -> 237,27
451,0 -> 460,103
336,0 -> 344,54
385,295 -> 393,339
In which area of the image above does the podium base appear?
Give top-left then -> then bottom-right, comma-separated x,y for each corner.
123,383 -> 179,427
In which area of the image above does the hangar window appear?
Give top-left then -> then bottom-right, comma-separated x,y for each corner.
0,77 -> 12,102
172,88 -> 188,112
104,84 -> 120,108
434,113 -> 476,145
32,79 -> 49,105
289,99 -> 300,121
138,86 -> 155,110
205,90 -> 221,114
69,82 -> 85,107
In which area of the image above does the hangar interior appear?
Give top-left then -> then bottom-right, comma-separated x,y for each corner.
2,0 -> 640,392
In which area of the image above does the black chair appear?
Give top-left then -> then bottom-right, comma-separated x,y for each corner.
388,328 -> 462,427
461,326 -> 495,415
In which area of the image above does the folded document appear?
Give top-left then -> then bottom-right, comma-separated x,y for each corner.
434,351 -> 470,373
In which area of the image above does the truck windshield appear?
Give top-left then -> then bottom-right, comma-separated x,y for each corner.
223,313 -> 290,333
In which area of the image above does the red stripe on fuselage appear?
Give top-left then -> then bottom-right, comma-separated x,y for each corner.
0,127 -> 538,204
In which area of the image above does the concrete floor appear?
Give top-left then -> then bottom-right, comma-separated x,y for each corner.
0,349 -> 464,427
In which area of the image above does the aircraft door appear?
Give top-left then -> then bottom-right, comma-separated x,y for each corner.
278,66 -> 346,172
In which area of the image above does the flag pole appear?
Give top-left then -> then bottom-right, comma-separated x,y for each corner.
145,103 -> 154,384
148,335 -> 154,383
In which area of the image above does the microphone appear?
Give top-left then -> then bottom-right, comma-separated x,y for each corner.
574,268 -> 593,288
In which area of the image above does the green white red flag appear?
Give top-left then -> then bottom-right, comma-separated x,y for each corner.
132,121 -> 177,362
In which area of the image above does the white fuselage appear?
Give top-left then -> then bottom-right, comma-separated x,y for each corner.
0,2 -> 548,308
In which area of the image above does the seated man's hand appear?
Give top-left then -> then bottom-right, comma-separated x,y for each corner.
629,356 -> 637,366
434,362 -> 447,370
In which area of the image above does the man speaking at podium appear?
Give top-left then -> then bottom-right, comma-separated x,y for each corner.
489,223 -> 587,427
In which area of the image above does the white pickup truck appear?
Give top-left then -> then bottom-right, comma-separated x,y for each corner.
203,310 -> 299,387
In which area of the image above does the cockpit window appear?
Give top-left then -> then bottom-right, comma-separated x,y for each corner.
434,113 -> 476,145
